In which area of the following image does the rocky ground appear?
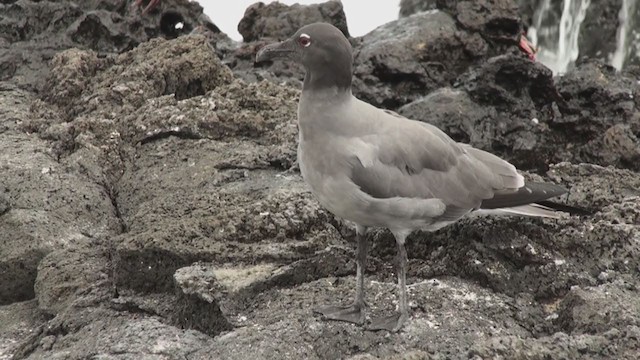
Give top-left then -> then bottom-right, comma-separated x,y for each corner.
1,0 -> 639,359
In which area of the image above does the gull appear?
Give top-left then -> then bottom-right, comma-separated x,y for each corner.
256,22 -> 578,332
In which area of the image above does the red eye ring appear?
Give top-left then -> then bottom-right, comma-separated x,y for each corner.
298,33 -> 311,47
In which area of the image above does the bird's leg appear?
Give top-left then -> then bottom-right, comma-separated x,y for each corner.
314,224 -> 368,325
369,230 -> 409,332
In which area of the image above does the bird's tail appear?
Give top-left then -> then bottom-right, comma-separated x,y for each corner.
484,201 -> 592,218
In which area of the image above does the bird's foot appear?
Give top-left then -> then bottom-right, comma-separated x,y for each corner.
368,312 -> 408,332
314,304 -> 365,325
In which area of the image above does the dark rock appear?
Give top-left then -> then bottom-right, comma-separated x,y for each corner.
352,10 -> 475,108
230,39 -> 305,89
520,0 -> 640,71
557,283 -> 640,334
455,0 -> 523,41
403,163 -> 640,299
555,61 -> 640,170
3,1 -> 640,359
231,0 -> 350,87
173,265 -> 234,336
399,56 -> 640,172
238,0 -> 349,42
34,247 -> 112,316
577,0 -> 622,66
400,0 -> 523,41
0,191 -> 10,215
399,0 -> 437,17
603,124 -> 640,166
352,0 -> 528,109
0,0 -> 227,92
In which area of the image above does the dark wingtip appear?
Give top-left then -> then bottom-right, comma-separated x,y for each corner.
481,181 -> 569,210
535,200 -> 594,216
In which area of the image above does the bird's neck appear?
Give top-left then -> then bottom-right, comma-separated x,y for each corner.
302,67 -> 352,93
298,87 -> 352,139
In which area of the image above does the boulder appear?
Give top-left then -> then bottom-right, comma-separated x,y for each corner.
238,0 -> 349,42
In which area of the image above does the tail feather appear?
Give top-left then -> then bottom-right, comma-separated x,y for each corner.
480,181 -> 568,210
535,200 -> 593,216
490,203 -> 563,218
476,201 -> 592,219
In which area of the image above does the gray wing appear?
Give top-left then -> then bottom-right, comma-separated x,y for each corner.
346,111 -> 525,220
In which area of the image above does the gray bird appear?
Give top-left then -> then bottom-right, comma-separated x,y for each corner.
256,22 -> 575,332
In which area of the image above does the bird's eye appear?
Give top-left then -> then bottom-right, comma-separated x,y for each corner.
298,33 -> 311,47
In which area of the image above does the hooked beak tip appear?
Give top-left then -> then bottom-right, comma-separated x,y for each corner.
255,41 -> 293,63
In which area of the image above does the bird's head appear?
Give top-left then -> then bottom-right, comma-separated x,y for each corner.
256,22 -> 353,91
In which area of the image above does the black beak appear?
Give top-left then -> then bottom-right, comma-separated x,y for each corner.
256,39 -> 296,63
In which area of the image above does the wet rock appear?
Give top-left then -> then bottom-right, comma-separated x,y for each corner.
577,0 -> 622,67
521,0 -> 640,71
555,61 -> 640,170
238,0 -> 349,42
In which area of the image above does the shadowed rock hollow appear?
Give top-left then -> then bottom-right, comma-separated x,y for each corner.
1,0 -> 639,359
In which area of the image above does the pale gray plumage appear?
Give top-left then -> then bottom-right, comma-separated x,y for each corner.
256,22 -> 575,332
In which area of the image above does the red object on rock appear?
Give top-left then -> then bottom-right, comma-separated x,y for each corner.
518,32 -> 537,61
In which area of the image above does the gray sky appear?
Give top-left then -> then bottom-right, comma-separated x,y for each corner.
200,0 -> 401,41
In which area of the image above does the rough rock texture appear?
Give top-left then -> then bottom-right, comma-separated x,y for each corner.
399,0 -> 437,17
399,57 -> 640,172
1,1 -> 640,360
400,0 -> 523,40
577,0 -> 623,67
353,1 -> 524,108
238,0 -> 349,42
230,0 -> 350,89
0,0 -> 231,92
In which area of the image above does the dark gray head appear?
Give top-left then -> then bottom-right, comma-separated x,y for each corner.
256,23 -> 353,92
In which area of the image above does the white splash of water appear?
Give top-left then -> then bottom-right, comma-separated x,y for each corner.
610,0 -> 637,70
528,0 -> 591,75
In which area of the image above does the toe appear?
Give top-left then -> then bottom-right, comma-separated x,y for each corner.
368,312 -> 407,332
314,304 -> 365,325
